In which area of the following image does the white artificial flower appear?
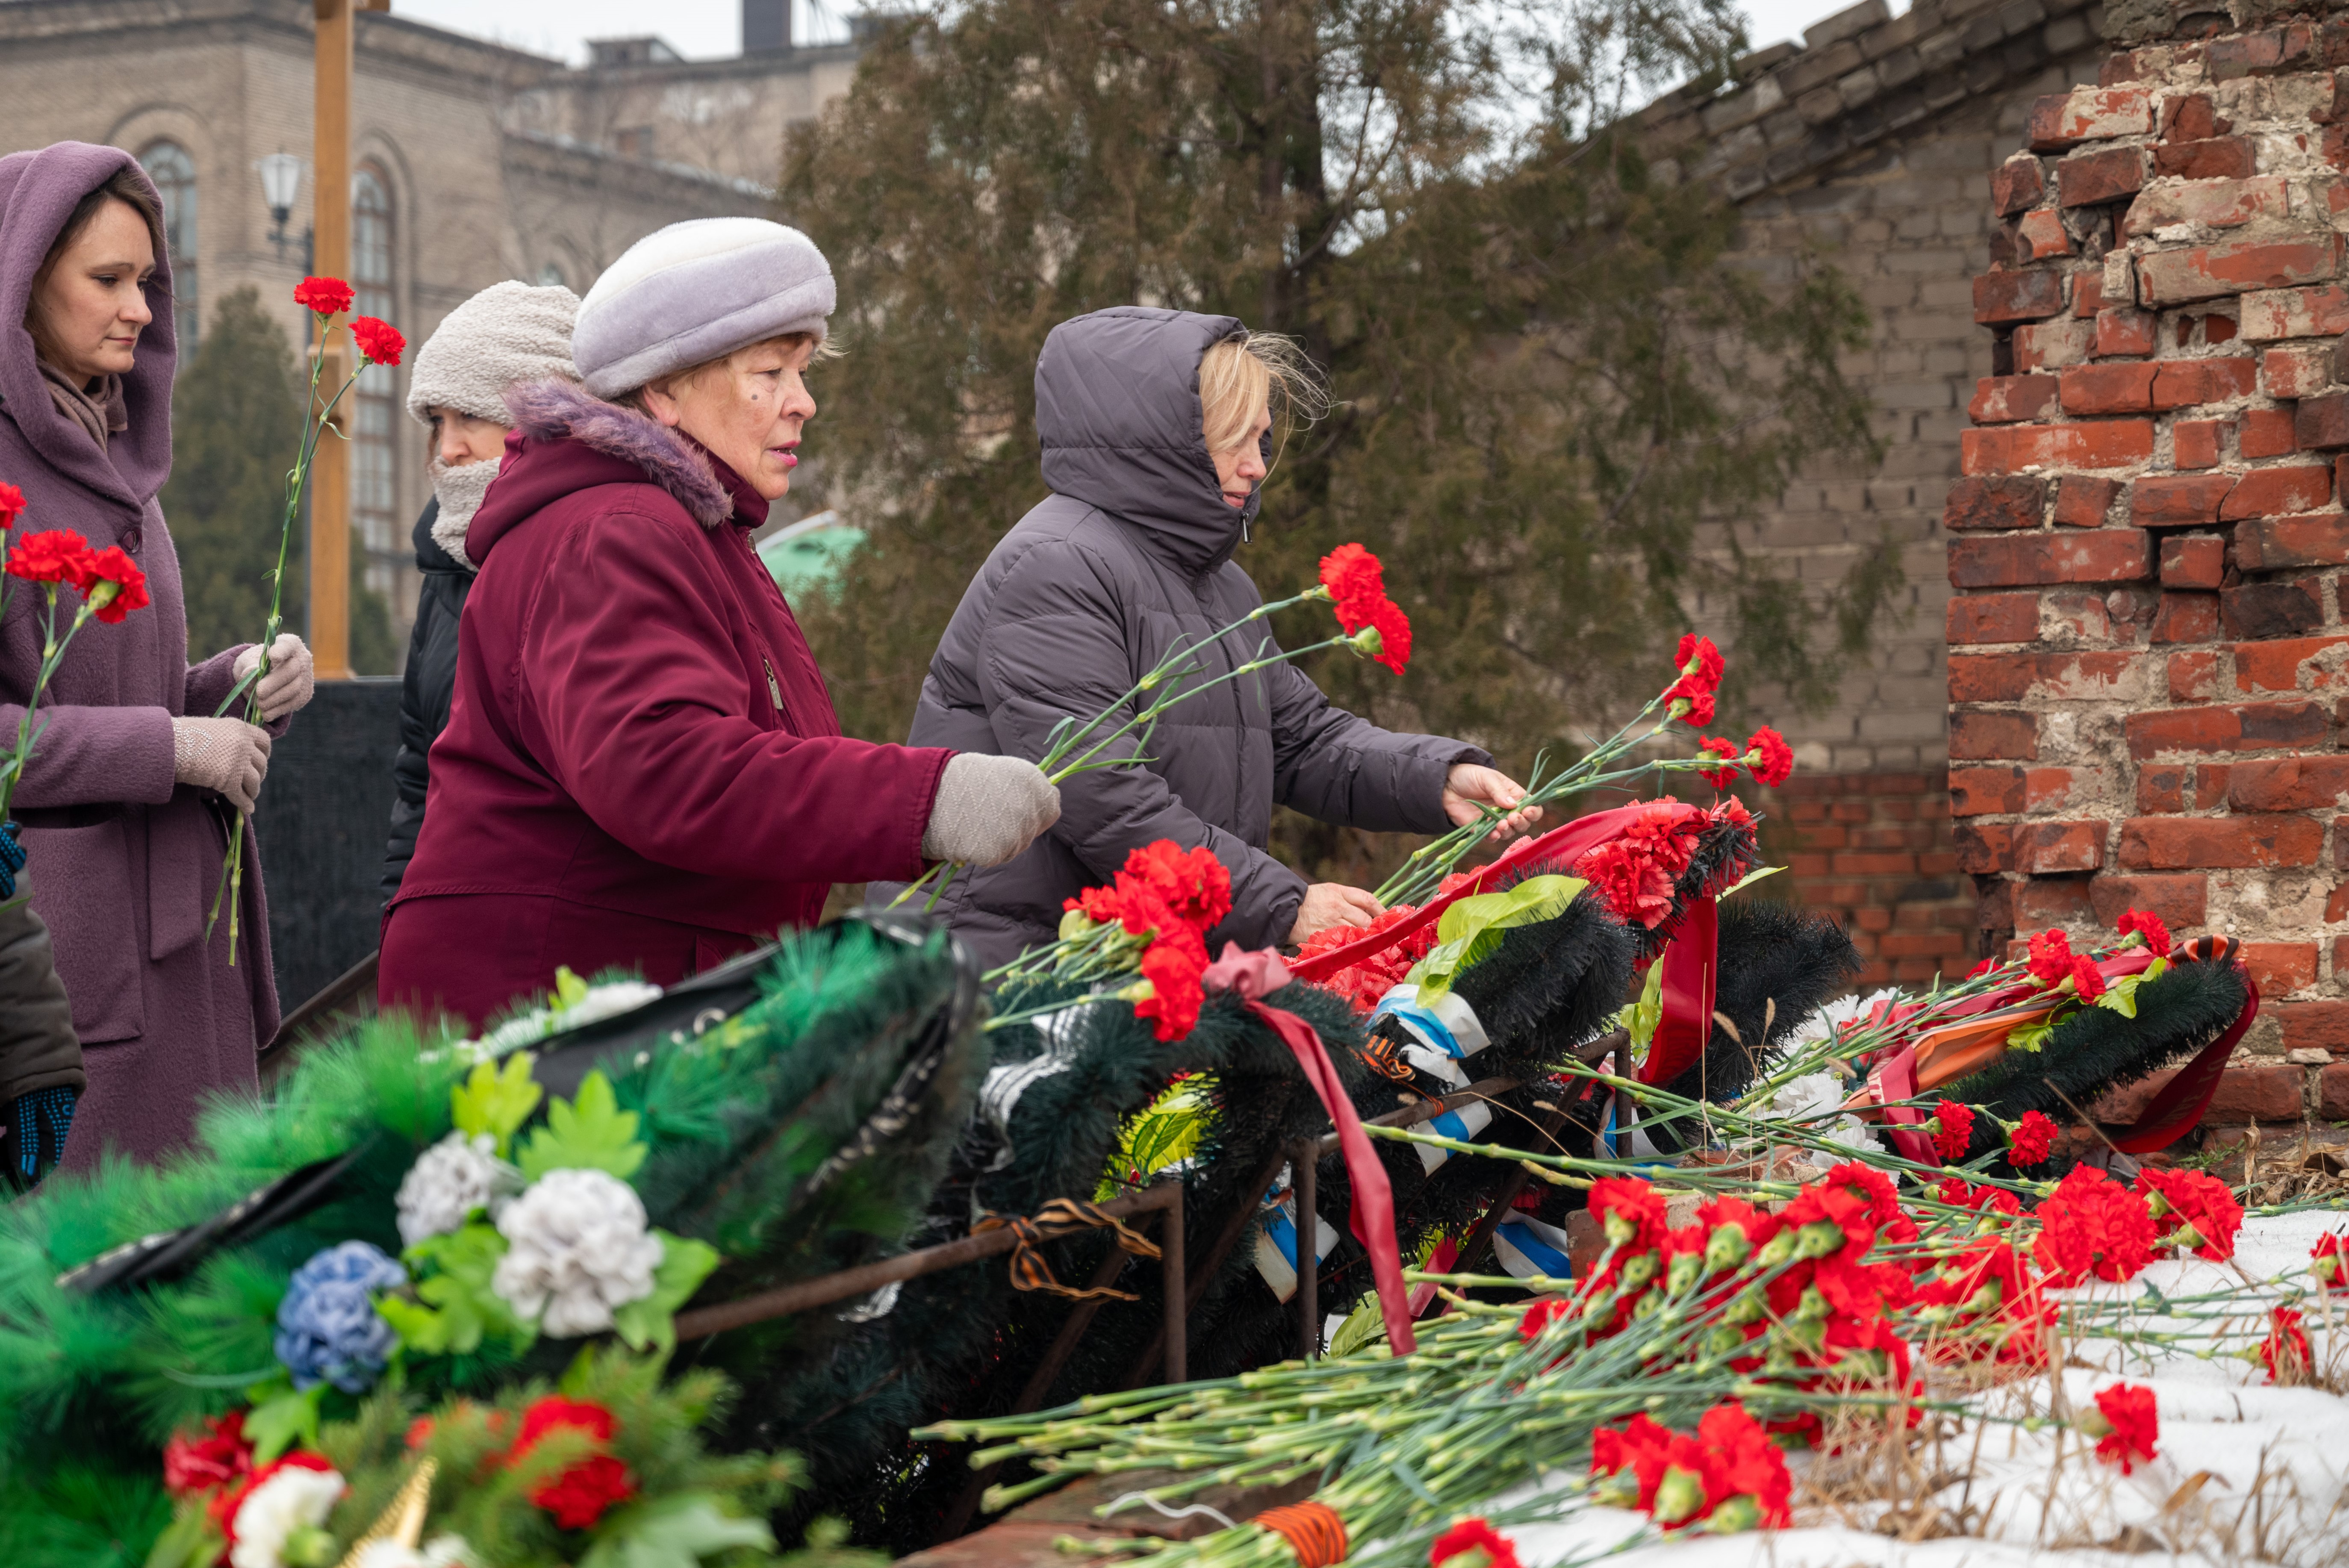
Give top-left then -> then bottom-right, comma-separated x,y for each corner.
557,979 -> 663,1029
1781,987 -> 1901,1055
394,1131 -> 521,1248
228,1464 -> 346,1568
491,1167 -> 665,1336
354,1536 -> 471,1568
1740,1072 -> 1876,1153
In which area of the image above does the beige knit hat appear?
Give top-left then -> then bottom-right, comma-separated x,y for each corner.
405,280 -> 580,428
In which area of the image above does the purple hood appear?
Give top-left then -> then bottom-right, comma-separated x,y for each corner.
0,141 -> 177,511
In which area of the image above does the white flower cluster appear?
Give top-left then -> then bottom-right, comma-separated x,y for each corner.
1751,1072 -> 1878,1152
1781,987 -> 1902,1055
465,980 -> 665,1061
394,1131 -> 521,1248
491,1167 -> 665,1336
229,1464 -> 346,1568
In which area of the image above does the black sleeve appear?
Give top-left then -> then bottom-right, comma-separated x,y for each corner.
0,873 -> 83,1110
380,588 -> 444,905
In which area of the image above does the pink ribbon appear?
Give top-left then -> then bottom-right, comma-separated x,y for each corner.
1204,944 -> 1415,1356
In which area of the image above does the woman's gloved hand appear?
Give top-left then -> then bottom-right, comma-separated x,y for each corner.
232,633 -> 317,723
0,1085 -> 76,1194
921,754 -> 1061,867
172,716 -> 272,813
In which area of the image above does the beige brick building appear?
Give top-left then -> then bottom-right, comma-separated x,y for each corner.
0,0 -> 859,631
1638,0 -> 2110,982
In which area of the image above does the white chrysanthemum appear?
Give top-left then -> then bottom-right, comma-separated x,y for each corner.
228,1464 -> 346,1568
354,1535 -> 471,1568
492,1167 -> 664,1336
394,1131 -> 519,1248
1749,1071 -> 1876,1150
1781,988 -> 1901,1055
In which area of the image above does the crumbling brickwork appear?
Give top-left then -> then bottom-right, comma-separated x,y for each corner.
1951,1 -> 2349,1123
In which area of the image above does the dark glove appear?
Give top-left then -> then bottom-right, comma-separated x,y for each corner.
1,1085 -> 76,1194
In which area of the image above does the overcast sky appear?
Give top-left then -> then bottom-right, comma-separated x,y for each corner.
389,0 -> 1882,67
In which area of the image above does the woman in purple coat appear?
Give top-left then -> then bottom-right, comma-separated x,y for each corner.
0,142 -> 315,1166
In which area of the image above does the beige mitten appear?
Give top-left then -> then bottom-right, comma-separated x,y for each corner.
920,754 -> 1061,867
171,717 -> 271,813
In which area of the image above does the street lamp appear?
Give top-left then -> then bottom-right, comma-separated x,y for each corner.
256,152 -> 312,271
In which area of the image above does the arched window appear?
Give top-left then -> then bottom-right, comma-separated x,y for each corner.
351,167 -> 399,589
139,141 -> 197,358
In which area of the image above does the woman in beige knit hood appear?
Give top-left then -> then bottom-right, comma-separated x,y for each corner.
380,280 -> 578,902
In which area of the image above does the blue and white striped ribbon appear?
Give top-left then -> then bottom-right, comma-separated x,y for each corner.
1493,1214 -> 1574,1282
1370,984 -> 1492,1088
1417,1100 -> 1493,1173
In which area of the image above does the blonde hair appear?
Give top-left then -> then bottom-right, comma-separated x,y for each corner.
1198,331 -> 1327,461
617,330 -> 839,411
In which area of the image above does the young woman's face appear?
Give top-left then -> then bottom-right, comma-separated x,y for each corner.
31,199 -> 155,383
430,408 -> 510,469
646,338 -> 815,501
1211,405 -> 1272,509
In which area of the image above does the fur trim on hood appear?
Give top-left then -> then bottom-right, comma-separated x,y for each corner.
500,377 -> 734,529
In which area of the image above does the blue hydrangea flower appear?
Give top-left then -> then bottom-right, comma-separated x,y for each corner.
274,1240 -> 407,1392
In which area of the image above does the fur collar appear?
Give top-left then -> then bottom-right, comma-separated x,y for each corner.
501,377 -> 736,528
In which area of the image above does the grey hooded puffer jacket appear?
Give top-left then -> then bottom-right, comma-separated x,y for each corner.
878,306 -> 1485,970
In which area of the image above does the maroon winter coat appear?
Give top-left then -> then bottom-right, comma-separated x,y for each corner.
379,380 -> 952,1028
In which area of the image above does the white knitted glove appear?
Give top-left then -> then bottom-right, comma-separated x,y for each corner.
232,634 -> 316,723
171,716 -> 271,813
921,754 -> 1061,867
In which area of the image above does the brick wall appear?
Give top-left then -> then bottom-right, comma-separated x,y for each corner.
1949,3 -> 2349,1134
1766,772 -> 1975,987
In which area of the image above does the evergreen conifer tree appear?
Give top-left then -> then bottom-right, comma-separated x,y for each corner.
163,286 -> 397,675
779,0 -> 1900,880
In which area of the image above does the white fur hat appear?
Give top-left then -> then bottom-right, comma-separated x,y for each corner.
405,280 -> 579,427
571,218 -> 834,400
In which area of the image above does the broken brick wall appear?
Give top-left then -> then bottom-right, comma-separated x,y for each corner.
1951,0 -> 2349,1132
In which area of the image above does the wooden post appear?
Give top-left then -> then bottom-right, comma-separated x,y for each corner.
307,0 -> 355,678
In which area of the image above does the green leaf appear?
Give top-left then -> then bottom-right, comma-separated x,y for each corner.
451,1050 -> 541,1156
401,1223 -> 532,1356
143,1500 -> 224,1568
1721,865 -> 1784,898
553,964 -> 591,1011
373,1294 -> 452,1357
1411,875 -> 1586,1001
611,1233 -> 721,1355
1618,957 -> 1666,1058
243,1382 -> 324,1463
1325,1293 -> 1388,1359
517,1070 -> 647,1182
2005,1019 -> 2055,1053
577,1494 -> 775,1568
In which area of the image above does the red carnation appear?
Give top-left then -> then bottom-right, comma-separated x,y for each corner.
1674,633 -> 1724,691
1429,1517 -> 1521,1568
1133,940 -> 1206,1042
2116,907 -> 2172,957
511,1395 -> 635,1530
1695,736 -> 1740,790
2033,1166 -> 2156,1286
1360,598 -> 1412,675
2025,928 -> 2073,986
293,275 -> 354,316
2091,1384 -> 2158,1473
2069,954 -> 2106,1001
0,482 -> 24,529
351,315 -> 406,368
1589,1175 -> 1670,1254
80,545 -> 148,624
1517,1297 -> 1570,1342
162,1410 -> 252,1497
2008,1110 -> 2057,1167
2261,1306 -> 2311,1385
1318,542 -> 1386,622
1126,840 -> 1232,933
1966,955 -> 1997,979
1743,726 -> 1793,788
2312,1231 -> 2349,1291
2135,1167 -> 2242,1261
1299,901 -> 1436,1014
1930,1099 -> 1976,1163
6,528 -> 94,588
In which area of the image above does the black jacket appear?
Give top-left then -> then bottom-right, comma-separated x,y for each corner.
877,307 -> 1483,970
381,499 -> 472,903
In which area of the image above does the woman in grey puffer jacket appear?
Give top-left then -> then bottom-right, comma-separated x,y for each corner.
881,307 -> 1536,972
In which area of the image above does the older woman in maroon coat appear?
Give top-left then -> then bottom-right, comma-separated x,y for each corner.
0,142 -> 316,1166
380,218 -> 1060,1028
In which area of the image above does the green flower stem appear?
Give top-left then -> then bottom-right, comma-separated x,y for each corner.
207,317 -> 361,965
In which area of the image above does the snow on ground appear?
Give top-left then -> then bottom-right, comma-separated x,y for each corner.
1474,1211 -> 2349,1568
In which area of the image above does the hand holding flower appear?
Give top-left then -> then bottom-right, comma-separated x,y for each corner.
1441,763 -> 1542,842
1286,882 -> 1384,948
